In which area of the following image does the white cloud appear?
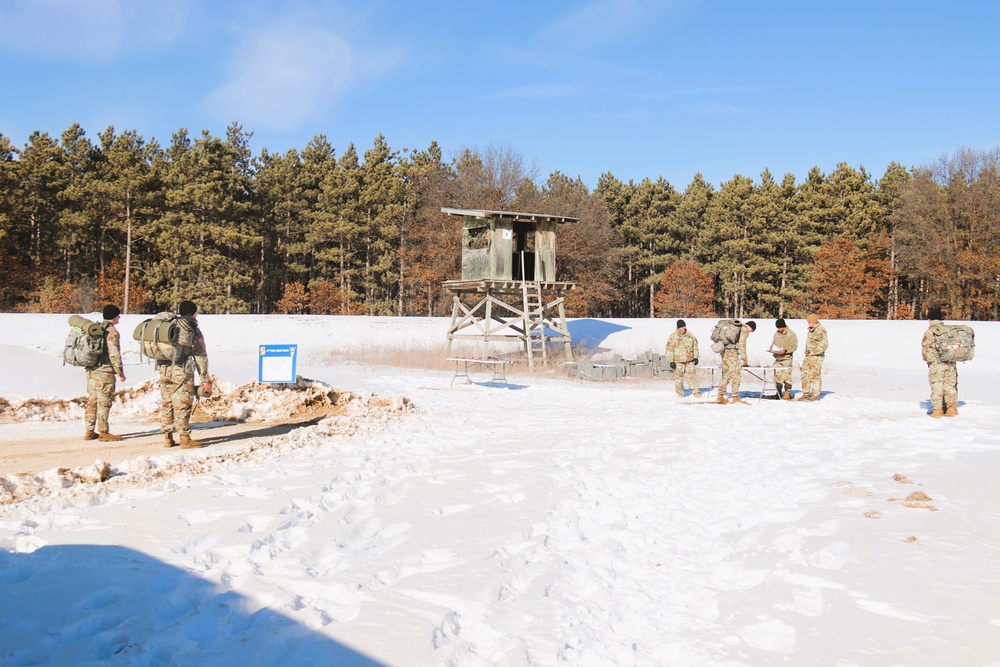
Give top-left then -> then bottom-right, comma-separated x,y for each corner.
0,0 -> 190,61
203,22 -> 399,131
540,0 -> 676,54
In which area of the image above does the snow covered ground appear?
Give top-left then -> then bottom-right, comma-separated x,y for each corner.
0,313 -> 998,666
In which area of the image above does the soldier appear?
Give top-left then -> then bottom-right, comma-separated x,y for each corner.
798,313 -> 828,401
717,320 -> 755,404
84,305 -> 127,441
921,307 -> 958,418
666,319 -> 701,397
769,318 -> 798,400
159,300 -> 211,448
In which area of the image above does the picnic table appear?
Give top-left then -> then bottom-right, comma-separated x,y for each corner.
448,357 -> 513,386
702,364 -> 779,402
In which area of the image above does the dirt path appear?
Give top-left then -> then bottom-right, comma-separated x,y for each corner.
0,419 -> 321,477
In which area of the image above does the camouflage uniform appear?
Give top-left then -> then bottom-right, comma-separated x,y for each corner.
800,319 -> 828,399
666,328 -> 701,396
85,321 -> 124,435
158,315 -> 209,438
770,327 -> 798,397
921,320 -> 958,416
719,326 -> 749,401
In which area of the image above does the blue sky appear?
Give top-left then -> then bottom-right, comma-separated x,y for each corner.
1,0 -> 997,190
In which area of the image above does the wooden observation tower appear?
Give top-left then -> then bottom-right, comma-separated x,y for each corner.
441,207 -> 578,369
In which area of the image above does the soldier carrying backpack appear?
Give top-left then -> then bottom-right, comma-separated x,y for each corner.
921,306 -> 973,418
149,300 -> 211,448
713,319 -> 756,404
74,305 -> 127,442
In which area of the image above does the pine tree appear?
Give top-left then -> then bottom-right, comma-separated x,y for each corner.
95,127 -> 161,313
397,141 -> 459,316
312,143 -> 364,313
359,134 -> 404,315
541,171 -> 621,317
150,125 -> 260,312
699,174 -> 758,317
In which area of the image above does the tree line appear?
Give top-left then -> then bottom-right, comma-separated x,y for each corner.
1,123 -> 997,321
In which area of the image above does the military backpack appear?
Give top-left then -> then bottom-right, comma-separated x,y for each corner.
63,315 -> 108,367
133,312 -> 198,364
931,323 -> 975,363
710,319 -> 742,354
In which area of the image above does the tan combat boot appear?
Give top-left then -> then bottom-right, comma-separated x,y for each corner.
693,390 -> 702,398
97,432 -> 122,441
164,433 -> 176,448
84,430 -> 98,441
781,384 -> 792,400
929,409 -> 944,418
179,434 -> 205,449
716,392 -> 728,404
944,406 -> 958,417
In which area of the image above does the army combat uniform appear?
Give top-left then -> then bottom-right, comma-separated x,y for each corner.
158,313 -> 209,447
717,324 -> 752,404
770,322 -> 798,400
799,315 -> 828,401
666,325 -> 701,397
921,320 -> 958,418
84,320 -> 124,441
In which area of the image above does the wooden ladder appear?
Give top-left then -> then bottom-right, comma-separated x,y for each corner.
522,280 -> 547,370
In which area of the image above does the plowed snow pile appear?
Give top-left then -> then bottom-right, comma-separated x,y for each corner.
0,378 -> 415,504
0,376 -> 377,425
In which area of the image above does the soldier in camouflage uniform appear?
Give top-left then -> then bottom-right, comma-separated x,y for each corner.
666,319 -> 701,397
159,300 -> 211,448
769,318 -> 798,400
84,304 -> 127,441
717,321 -> 755,404
798,313 -> 828,401
921,307 -> 958,418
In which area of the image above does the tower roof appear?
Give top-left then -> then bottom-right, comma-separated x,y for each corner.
442,207 -> 579,224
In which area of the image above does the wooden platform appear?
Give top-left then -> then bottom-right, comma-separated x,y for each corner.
442,280 -> 575,370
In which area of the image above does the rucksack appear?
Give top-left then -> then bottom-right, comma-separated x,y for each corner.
133,312 -> 196,364
63,315 -> 108,367
710,319 -> 743,353
932,324 -> 975,363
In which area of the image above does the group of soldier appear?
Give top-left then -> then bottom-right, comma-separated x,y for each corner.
77,304 -> 963,441
82,300 -> 211,448
665,316 -> 828,404
664,314 -> 963,416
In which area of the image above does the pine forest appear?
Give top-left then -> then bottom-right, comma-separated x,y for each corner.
1,123 -> 998,321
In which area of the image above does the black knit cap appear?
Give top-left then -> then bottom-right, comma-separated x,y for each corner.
927,306 -> 943,320
178,300 -> 197,316
102,304 -> 121,320
775,318 -> 786,328
676,319 -> 686,328
746,321 -> 756,331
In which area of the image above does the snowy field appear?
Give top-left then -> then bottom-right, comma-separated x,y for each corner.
0,312 -> 998,666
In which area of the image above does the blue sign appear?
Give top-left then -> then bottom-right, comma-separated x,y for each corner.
258,344 -> 298,383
